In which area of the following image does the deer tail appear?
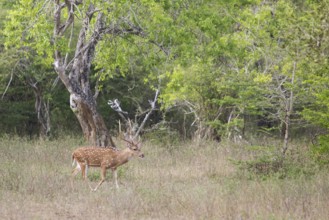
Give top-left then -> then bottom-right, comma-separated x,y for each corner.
72,154 -> 76,167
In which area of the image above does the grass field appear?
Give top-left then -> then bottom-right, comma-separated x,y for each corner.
0,136 -> 329,219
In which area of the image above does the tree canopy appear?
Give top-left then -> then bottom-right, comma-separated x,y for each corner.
1,0 -> 329,157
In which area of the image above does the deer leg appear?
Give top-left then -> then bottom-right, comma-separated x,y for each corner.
112,168 -> 119,189
80,163 -> 94,191
72,162 -> 81,177
84,164 -> 94,191
84,164 -> 89,179
80,163 -> 87,180
71,162 -> 81,189
93,166 -> 106,191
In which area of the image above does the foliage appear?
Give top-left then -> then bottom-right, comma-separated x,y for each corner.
159,0 -> 329,145
310,135 -> 329,165
1,0 -> 329,154
3,0 -> 54,66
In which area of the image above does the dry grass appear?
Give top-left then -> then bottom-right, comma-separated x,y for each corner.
0,136 -> 329,219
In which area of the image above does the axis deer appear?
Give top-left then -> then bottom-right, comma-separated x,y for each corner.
71,139 -> 144,191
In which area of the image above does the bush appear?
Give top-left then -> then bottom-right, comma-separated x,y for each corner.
232,144 -> 319,180
311,134 -> 329,165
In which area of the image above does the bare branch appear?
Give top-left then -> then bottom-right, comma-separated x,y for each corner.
148,39 -> 170,56
1,61 -> 20,100
133,89 -> 159,139
108,99 -> 128,116
108,88 -> 160,140
64,12 -> 75,67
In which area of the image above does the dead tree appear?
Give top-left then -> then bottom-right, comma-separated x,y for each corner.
52,1 -> 145,147
108,89 -> 159,141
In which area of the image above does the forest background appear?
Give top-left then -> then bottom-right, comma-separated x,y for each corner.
1,0 -> 329,159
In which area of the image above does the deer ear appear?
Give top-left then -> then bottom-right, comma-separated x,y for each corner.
136,140 -> 142,149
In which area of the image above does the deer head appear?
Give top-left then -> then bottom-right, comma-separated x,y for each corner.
122,138 -> 144,159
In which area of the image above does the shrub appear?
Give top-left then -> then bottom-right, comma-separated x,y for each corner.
311,134 -> 329,165
232,144 -> 319,180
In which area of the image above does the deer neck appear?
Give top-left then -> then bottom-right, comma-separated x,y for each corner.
115,148 -> 134,165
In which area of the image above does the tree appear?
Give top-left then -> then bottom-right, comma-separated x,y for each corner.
4,0 -> 174,146
4,0 -> 328,148
160,0 -> 326,148
161,0 -> 264,141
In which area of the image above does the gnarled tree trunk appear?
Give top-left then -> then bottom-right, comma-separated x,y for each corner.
53,2 -> 113,147
69,93 -> 113,146
52,1 -> 143,147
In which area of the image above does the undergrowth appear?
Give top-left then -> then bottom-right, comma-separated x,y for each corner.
232,143 -> 321,180
0,136 -> 328,219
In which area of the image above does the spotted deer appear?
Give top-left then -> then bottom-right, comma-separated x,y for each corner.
71,139 -> 144,191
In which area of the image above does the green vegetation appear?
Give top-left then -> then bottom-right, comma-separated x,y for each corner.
1,0 -> 328,150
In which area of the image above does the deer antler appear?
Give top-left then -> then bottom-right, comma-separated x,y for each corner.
121,137 -> 141,148
121,137 -> 132,144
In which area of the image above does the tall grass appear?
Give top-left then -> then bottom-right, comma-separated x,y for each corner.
0,136 -> 328,219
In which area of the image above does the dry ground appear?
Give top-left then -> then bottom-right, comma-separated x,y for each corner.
0,136 -> 329,219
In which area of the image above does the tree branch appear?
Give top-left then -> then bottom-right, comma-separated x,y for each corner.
133,89 -> 159,139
